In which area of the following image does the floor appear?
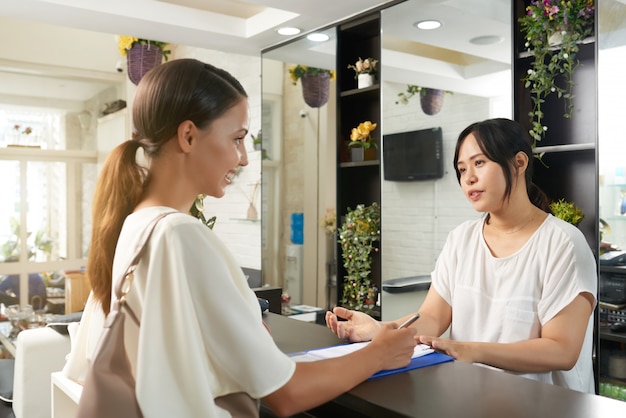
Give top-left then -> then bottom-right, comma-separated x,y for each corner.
0,403 -> 14,418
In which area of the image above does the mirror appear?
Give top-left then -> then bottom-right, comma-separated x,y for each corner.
598,0 -> 626,252
261,0 -> 512,314
379,0 -> 511,319
262,27 -> 337,308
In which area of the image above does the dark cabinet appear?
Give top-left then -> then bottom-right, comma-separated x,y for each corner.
335,13 -> 382,318
513,0 -> 601,392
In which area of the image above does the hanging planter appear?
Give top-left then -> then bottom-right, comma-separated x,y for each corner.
420,88 -> 445,115
126,43 -> 163,85
288,65 -> 335,109
396,85 -> 452,116
301,72 -> 330,108
519,0 -> 594,146
117,36 -> 171,86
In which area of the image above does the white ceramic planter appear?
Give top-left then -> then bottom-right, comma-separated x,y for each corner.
357,73 -> 374,89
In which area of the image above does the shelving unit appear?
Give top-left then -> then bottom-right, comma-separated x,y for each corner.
513,0 -> 602,393
335,12 -> 382,319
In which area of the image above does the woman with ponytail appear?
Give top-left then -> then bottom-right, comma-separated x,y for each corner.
63,58 -> 418,417
327,118 -> 597,393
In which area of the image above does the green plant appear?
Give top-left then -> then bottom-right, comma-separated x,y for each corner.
338,203 -> 380,313
347,57 -> 378,79
288,65 -> 335,85
349,121 -> 378,150
189,195 -> 216,229
549,198 -> 584,226
117,35 -> 171,61
519,0 -> 594,146
0,217 -> 53,263
395,85 -> 452,105
251,129 -> 262,146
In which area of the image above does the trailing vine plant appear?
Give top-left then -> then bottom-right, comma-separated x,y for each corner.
519,0 -> 594,147
338,203 -> 380,313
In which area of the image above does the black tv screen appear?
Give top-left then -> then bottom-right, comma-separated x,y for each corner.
383,127 -> 444,181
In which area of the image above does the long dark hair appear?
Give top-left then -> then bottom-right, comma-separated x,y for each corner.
88,58 -> 247,315
453,118 -> 551,214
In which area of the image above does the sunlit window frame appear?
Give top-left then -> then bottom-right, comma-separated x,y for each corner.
0,147 -> 96,306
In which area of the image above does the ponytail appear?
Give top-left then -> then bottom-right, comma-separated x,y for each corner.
528,182 -> 552,213
87,140 -> 147,315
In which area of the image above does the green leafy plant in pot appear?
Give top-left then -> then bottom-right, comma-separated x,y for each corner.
338,203 -> 380,313
549,199 -> 584,226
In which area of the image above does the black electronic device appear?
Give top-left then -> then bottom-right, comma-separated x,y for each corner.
599,250 -> 626,266
383,127 -> 444,181
599,267 -> 626,305
610,321 -> 626,333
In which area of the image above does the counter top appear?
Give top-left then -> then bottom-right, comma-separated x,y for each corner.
263,313 -> 626,418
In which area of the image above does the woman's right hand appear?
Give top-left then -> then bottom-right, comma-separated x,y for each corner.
325,306 -> 381,342
369,323 -> 418,370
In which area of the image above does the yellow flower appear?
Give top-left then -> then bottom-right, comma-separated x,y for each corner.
350,121 -> 377,142
117,36 -> 138,56
288,65 -> 335,85
116,35 -> 172,61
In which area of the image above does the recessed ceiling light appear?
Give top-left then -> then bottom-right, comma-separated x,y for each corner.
414,20 -> 442,30
307,33 -> 330,42
469,35 -> 504,45
277,27 -> 301,36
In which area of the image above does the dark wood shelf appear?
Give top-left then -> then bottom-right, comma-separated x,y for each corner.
600,326 -> 626,343
340,84 -> 379,98
340,160 -> 379,168
335,11 -> 382,315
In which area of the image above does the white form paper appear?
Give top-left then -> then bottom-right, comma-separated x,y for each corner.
290,342 -> 434,362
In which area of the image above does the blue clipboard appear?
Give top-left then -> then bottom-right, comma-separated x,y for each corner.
370,352 -> 454,379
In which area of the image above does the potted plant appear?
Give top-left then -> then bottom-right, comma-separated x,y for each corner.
117,35 -> 172,85
396,85 -> 452,116
288,65 -> 336,108
189,195 -> 216,230
251,129 -> 262,151
347,57 -> 378,89
348,120 -> 377,162
549,199 -> 584,226
338,203 -> 380,314
519,0 -> 594,146
0,217 -> 53,263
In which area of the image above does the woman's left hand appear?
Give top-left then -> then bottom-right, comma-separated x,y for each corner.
419,335 -> 473,363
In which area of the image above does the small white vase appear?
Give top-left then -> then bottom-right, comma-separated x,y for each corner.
357,73 -> 374,89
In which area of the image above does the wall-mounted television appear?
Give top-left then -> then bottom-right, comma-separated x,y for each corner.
383,127 -> 444,181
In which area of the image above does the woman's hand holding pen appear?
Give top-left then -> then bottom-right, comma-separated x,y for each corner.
369,323 -> 418,370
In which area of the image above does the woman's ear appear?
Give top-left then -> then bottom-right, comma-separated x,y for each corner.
177,120 -> 195,152
515,151 -> 529,174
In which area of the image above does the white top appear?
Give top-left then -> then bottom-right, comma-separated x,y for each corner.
63,207 -> 295,416
431,214 -> 597,393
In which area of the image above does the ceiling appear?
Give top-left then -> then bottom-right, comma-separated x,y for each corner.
0,0 -> 512,103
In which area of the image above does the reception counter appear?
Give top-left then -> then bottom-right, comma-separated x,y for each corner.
262,313 -> 626,417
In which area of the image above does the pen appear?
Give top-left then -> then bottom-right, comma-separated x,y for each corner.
398,312 -> 420,329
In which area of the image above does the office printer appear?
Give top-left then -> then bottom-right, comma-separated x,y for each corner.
600,266 -> 626,305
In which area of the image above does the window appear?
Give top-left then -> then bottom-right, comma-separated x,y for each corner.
0,107 -> 96,308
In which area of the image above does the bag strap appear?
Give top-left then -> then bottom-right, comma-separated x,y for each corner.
112,211 -> 177,325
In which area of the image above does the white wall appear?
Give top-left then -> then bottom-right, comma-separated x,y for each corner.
173,46 -> 263,271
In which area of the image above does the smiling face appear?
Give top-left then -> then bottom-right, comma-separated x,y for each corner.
456,133 -> 509,214
189,98 -> 250,198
